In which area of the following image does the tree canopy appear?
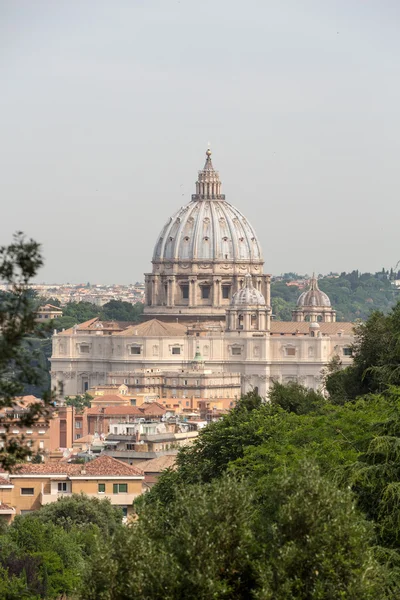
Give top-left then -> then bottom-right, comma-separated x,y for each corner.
0,233 -> 53,468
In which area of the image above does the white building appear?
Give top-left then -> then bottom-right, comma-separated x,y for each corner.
51,150 -> 354,399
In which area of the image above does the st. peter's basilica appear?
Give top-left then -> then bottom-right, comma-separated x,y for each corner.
51,151 -> 353,401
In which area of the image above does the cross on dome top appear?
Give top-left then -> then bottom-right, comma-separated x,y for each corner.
193,148 -> 223,200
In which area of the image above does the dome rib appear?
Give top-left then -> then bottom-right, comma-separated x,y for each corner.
152,151 -> 263,264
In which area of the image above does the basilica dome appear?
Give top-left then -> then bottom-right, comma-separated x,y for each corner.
296,275 -> 331,308
152,150 -> 263,263
231,273 -> 266,306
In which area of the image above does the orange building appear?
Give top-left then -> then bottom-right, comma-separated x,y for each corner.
5,455 -> 144,519
0,396 -> 54,458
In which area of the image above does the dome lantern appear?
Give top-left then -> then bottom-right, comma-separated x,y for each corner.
144,149 -> 271,323
292,274 -> 336,323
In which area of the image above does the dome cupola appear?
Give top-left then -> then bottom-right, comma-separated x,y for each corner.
231,272 -> 266,306
152,149 -> 263,264
144,149 -> 271,322
226,273 -> 270,332
292,274 -> 336,323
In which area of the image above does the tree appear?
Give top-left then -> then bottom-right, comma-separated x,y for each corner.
85,469 -> 385,600
0,233 -> 53,469
101,300 -> 143,322
257,462 -> 384,599
268,381 -> 326,414
0,514 -> 84,598
35,493 -> 123,537
84,476 -> 268,600
64,392 -> 92,412
325,303 -> 400,401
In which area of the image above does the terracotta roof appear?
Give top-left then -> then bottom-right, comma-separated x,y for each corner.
0,477 -> 12,486
270,321 -> 354,335
141,402 -> 166,415
82,455 -> 143,477
135,454 -> 177,473
0,503 -> 14,511
114,319 -> 187,337
58,318 -> 99,335
12,462 -> 82,475
11,455 -> 143,478
72,434 -> 94,444
91,394 -> 127,404
92,405 -> 143,417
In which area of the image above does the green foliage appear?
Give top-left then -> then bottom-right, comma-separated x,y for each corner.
85,477 -> 265,600
0,515 -> 84,598
325,303 -> 400,401
0,233 -> 53,469
64,392 -> 93,411
268,380 -> 326,414
257,462 -> 384,599
85,469 -> 384,599
101,299 -> 143,322
48,299 -> 144,331
35,493 -> 123,537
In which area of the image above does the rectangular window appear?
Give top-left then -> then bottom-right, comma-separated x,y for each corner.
80,345 -> 89,353
39,440 -> 44,449
222,285 -> 230,299
131,346 -> 141,355
172,347 -> 181,355
232,347 -> 242,355
75,421 -> 82,429
181,285 -> 189,300
343,347 -> 352,356
184,379 -> 188,385
113,483 -> 128,494
201,285 -> 210,299
286,347 -> 296,356
121,506 -> 128,518
57,482 -> 68,492
21,488 -> 34,496
98,483 -> 105,493
126,444 -> 135,450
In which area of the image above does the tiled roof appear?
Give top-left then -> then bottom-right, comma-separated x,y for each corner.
87,405 -> 143,417
58,318 -> 99,335
83,455 -> 143,477
270,321 -> 354,335
141,402 -> 166,415
11,463 -> 78,475
135,454 -> 177,473
11,455 -> 143,478
114,319 -> 187,337
12,462 -> 82,475
0,503 -> 14,511
72,434 -> 94,444
91,394 -> 127,404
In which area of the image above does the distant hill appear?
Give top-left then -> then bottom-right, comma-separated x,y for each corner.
271,270 -> 397,322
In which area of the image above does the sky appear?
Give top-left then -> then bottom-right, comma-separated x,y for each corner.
1,0 -> 400,284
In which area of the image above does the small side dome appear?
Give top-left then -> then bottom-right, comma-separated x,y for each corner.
231,273 -> 266,306
297,274 -> 331,308
309,321 -> 320,329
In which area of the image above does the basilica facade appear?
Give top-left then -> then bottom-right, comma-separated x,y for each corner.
51,151 -> 354,400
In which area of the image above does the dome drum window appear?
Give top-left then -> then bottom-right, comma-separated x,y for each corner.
145,149 -> 267,320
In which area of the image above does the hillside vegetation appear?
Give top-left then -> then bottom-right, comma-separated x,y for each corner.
272,270 -> 397,321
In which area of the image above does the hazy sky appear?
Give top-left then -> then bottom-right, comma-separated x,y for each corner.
1,1 -> 400,283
